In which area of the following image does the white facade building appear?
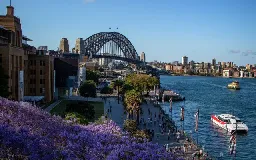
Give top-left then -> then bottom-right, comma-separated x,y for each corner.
240,71 -> 244,78
78,63 -> 86,87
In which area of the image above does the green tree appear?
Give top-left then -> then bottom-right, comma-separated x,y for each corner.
120,83 -> 133,95
125,74 -> 159,96
145,76 -> 159,95
86,70 -> 100,84
79,80 -> 96,98
0,67 -> 10,98
124,89 -> 142,123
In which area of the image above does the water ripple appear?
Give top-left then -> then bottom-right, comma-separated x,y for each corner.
161,75 -> 256,160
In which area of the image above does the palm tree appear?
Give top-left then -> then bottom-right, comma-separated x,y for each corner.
124,89 -> 142,124
113,80 -> 124,104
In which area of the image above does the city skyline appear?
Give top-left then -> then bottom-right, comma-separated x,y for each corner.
1,0 -> 255,65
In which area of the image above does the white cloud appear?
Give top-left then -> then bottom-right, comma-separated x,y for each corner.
84,0 -> 96,4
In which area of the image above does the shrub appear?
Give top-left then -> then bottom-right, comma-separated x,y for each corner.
65,112 -> 89,125
66,102 -> 95,120
123,119 -> 137,134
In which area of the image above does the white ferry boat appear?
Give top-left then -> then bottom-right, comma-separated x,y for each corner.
211,114 -> 248,133
227,81 -> 240,90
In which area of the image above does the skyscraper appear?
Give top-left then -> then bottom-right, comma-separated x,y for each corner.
140,52 -> 146,62
212,58 -> 216,66
59,38 -> 69,53
182,56 -> 188,65
75,38 -> 85,54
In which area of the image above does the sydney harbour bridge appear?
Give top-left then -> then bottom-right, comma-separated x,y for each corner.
83,32 -> 141,63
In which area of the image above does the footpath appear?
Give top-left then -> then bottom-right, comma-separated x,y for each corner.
104,97 -> 211,160
44,95 -> 211,159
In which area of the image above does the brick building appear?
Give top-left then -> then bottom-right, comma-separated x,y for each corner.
0,5 -> 24,101
0,5 -> 54,102
24,53 -> 54,102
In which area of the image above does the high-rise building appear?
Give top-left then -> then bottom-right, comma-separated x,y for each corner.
221,62 -> 226,69
75,38 -> 85,54
0,5 -> 24,101
59,38 -> 69,53
212,58 -> 216,66
140,52 -> 146,62
190,60 -> 195,69
182,56 -> 188,65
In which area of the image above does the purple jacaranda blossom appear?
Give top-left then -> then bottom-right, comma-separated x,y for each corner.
0,97 -> 179,159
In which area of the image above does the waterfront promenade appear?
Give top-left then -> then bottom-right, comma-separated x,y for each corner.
45,95 -> 209,159
104,96 -> 208,159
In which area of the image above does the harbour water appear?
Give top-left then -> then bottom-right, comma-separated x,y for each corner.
160,75 -> 256,160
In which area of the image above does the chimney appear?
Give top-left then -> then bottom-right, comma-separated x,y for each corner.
6,6 -> 14,16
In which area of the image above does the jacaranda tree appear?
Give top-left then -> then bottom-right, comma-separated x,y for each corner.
0,97 -> 178,159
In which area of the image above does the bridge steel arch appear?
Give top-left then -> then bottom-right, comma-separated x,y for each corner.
84,32 -> 139,61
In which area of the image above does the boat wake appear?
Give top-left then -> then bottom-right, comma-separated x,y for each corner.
245,82 -> 256,87
201,82 -> 226,89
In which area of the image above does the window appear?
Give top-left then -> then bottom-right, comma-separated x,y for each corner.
30,79 -> 36,84
40,70 -> 43,75
30,70 -> 36,75
40,79 -> 45,84
40,60 -> 45,66
40,88 -> 43,93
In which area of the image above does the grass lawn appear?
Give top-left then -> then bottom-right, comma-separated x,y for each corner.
50,100 -> 104,121
41,100 -> 57,109
50,100 -> 69,117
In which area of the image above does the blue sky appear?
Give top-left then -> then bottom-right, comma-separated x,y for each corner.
1,0 -> 255,65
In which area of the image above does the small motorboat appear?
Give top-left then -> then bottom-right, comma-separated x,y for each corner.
227,81 -> 240,90
211,114 -> 248,133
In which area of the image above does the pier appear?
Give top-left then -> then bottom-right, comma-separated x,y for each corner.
148,89 -> 185,102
